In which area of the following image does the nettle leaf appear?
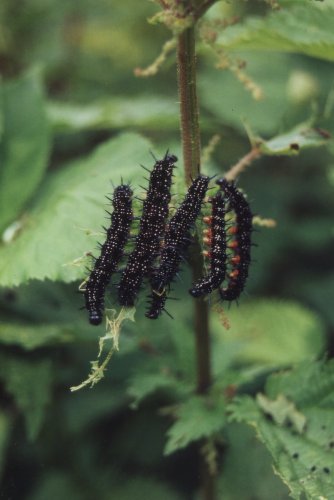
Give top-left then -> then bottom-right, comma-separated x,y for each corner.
127,372 -> 191,409
256,394 -> 306,434
164,394 -> 226,455
211,299 -> 325,370
0,322 -> 80,351
265,360 -> 334,407
258,124 -> 330,156
0,133 -> 152,287
0,281 -> 99,349
199,53 -> 298,135
0,281 -> 89,325
228,361 -> 334,499
0,69 -> 50,234
0,355 -> 52,440
48,96 -> 180,132
216,5 -> 334,61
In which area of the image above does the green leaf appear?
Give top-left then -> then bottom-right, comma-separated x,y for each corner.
216,5 -> 334,61
258,123 -> 330,156
199,53 -> 301,134
0,281 -> 89,324
0,355 -> 52,440
265,360 -> 334,408
228,361 -> 334,499
0,281 -> 101,349
211,299 -> 326,369
164,394 -> 226,455
0,133 -> 152,287
256,393 -> 306,434
0,322 -> 79,350
127,372 -> 190,409
48,96 -> 180,132
0,69 -> 51,234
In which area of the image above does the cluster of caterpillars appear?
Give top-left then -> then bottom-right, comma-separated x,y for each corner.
82,153 -> 253,325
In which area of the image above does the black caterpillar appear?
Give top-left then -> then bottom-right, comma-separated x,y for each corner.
216,178 -> 252,302
189,192 -> 227,298
146,174 -> 210,319
117,153 -> 177,307
84,184 -> 133,325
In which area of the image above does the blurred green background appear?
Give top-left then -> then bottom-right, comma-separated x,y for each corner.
0,1 -> 333,498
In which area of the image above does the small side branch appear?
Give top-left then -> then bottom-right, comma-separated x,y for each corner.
224,147 -> 261,182
134,38 -> 177,77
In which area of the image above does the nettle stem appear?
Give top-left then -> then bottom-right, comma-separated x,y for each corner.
177,26 -> 214,500
177,28 -> 201,184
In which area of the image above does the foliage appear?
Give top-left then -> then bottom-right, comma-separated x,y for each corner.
229,361 -> 334,499
0,354 -> 52,440
0,1 -> 333,499
0,70 -> 50,234
164,394 -> 227,455
0,131 -> 152,286
215,3 -> 334,61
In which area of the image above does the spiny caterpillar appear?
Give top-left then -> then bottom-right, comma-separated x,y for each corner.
146,174 -> 210,319
83,184 -> 133,325
81,156 -> 253,325
189,192 -> 227,298
117,153 -> 177,307
216,178 -> 253,302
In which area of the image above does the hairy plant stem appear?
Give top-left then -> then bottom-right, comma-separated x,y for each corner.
177,26 -> 214,500
177,28 -> 201,184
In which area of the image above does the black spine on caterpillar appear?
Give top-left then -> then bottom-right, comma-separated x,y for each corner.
84,184 -> 133,325
145,288 -> 167,320
189,192 -> 227,298
118,153 -> 177,307
216,178 -> 253,302
146,174 -> 210,319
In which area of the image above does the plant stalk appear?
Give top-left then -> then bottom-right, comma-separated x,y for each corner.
177,25 -> 214,500
177,28 -> 201,185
